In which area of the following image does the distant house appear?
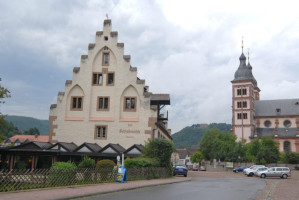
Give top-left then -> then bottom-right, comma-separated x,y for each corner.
2,135 -> 49,146
171,146 -> 199,169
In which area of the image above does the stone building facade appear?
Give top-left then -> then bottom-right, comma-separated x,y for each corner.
49,19 -> 171,148
232,51 -> 299,153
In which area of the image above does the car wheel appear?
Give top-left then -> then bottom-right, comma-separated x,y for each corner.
260,174 -> 266,178
249,172 -> 253,177
282,174 -> 288,179
184,174 -> 187,177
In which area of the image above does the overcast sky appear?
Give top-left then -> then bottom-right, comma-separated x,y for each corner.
1,0 -> 299,133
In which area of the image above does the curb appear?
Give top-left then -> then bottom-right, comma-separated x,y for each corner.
57,178 -> 192,200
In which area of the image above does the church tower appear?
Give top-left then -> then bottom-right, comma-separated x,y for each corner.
231,49 -> 260,142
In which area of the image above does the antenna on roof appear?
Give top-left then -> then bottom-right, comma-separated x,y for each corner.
106,13 -> 109,20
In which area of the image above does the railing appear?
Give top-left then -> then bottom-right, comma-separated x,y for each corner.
0,167 -> 170,192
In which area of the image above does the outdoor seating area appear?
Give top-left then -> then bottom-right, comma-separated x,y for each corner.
0,142 -> 144,170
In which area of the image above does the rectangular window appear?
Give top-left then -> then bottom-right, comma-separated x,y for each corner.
107,73 -> 114,85
92,73 -> 103,85
102,53 -> 109,66
124,97 -> 136,112
237,89 -> 242,95
237,113 -> 242,119
95,126 -> 107,139
243,113 -> 248,119
71,96 -> 83,110
237,102 -> 242,108
98,97 -> 109,111
242,89 -> 247,95
243,101 -> 247,108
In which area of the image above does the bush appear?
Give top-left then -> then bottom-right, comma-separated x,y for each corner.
96,159 -> 116,169
284,152 -> 299,164
142,139 -> 174,168
49,162 -> 77,186
78,156 -> 95,168
124,157 -> 159,168
51,161 -> 77,169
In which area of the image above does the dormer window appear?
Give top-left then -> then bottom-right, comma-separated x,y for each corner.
276,108 -> 281,113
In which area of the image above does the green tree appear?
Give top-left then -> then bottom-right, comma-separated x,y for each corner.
199,128 -> 236,161
0,78 -> 11,141
246,139 -> 261,161
255,137 -> 279,164
226,140 -> 248,162
190,151 -> 203,164
24,127 -> 40,135
142,138 -> 174,168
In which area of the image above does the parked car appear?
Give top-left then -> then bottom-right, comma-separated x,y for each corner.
233,166 -> 247,173
243,165 -> 264,175
258,167 -> 291,179
253,167 -> 268,176
244,165 -> 265,176
173,166 -> 188,177
193,167 -> 198,171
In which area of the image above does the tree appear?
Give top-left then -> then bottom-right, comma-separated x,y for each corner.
256,137 -> 279,164
226,140 -> 248,162
0,78 -> 11,142
24,127 -> 40,135
142,138 -> 174,168
199,128 -> 237,161
190,151 -> 203,164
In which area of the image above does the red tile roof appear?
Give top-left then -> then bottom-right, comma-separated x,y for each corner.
7,135 -> 49,143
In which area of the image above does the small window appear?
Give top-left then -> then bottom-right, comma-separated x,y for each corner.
237,113 -> 242,119
71,96 -> 83,110
107,73 -> 114,85
95,126 -> 107,139
124,97 -> 136,112
276,168 -> 282,171
237,102 -> 242,108
102,53 -> 109,66
93,73 -> 103,85
242,88 -> 247,95
283,120 -> 291,128
284,141 -> 290,152
243,113 -> 247,119
243,101 -> 247,108
98,97 -> 109,111
104,36 -> 108,41
264,120 -> 271,128
237,89 -> 242,95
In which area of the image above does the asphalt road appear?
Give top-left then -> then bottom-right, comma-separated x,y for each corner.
78,177 -> 266,200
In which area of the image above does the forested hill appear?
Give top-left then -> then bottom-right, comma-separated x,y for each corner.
172,123 -> 232,148
5,115 -> 49,135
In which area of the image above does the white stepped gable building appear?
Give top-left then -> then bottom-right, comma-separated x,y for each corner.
49,19 -> 171,148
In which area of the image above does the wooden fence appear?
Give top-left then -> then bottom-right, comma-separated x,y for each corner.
0,167 -> 170,192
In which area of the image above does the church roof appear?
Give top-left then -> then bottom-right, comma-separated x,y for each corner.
255,99 -> 299,117
232,53 -> 258,87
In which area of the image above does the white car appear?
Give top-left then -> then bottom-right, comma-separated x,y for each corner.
244,165 -> 265,176
243,165 -> 263,174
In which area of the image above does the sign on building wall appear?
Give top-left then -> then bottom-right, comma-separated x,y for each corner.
225,162 -> 234,168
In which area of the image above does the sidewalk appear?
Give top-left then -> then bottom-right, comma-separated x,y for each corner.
0,177 -> 191,200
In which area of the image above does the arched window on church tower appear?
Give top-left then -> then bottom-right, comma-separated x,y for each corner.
283,141 -> 290,152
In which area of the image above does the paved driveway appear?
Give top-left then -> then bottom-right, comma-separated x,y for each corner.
80,177 -> 266,200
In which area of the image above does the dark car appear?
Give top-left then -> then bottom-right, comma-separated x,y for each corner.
173,166 -> 188,177
233,166 -> 247,173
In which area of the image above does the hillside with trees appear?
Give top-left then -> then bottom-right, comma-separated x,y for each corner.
5,115 -> 49,135
172,123 -> 232,148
